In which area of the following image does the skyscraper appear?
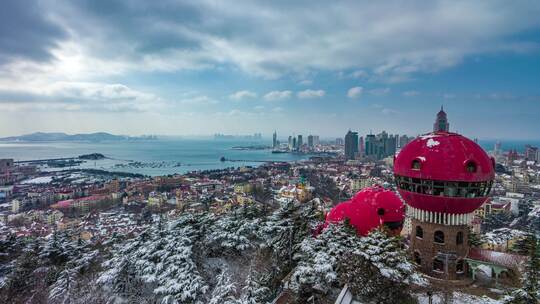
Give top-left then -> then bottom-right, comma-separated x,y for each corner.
313,135 -> 320,146
307,135 -> 314,148
288,136 -> 293,150
358,136 -> 364,158
434,105 -> 450,132
344,130 -> 359,160
297,135 -> 303,149
272,131 -> 277,148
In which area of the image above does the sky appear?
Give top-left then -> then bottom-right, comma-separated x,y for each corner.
0,0 -> 540,140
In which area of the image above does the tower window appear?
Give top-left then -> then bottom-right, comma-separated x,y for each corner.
415,226 -> 423,239
456,231 -> 464,245
433,257 -> 444,272
414,252 -> 421,265
456,260 -> 464,273
434,231 -> 445,244
377,208 -> 385,216
411,159 -> 421,170
465,161 -> 477,173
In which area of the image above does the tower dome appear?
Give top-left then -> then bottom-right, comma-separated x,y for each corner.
325,185 -> 405,236
394,131 -> 495,214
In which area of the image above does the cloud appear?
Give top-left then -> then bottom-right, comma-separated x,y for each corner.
229,90 -> 257,101
403,90 -> 420,97
298,80 -> 313,86
178,95 -> 219,105
368,87 -> 390,96
0,1 -> 67,65
347,87 -> 363,99
263,90 -> 292,101
0,82 -> 163,112
351,70 -> 368,78
297,89 -> 325,99
2,0 -> 538,81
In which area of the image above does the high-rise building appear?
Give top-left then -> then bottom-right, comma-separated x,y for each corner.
292,137 -> 297,150
272,131 -> 277,148
307,135 -> 314,148
399,135 -> 412,148
344,130 -> 359,160
358,136 -> 364,158
288,136 -> 293,150
365,134 -> 377,159
493,141 -> 502,157
434,105 -> 450,132
297,135 -> 303,149
313,135 -> 320,146
336,138 -> 344,145
525,145 -> 539,161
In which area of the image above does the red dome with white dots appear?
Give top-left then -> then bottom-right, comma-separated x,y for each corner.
393,131 -> 495,214
325,185 -> 405,236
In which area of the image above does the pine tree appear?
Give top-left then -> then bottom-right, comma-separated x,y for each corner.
99,214 -> 210,304
0,239 -> 42,303
209,270 -> 238,304
504,234 -> 540,303
239,267 -> 271,304
289,223 -> 358,296
337,229 -> 421,303
48,238 -> 100,304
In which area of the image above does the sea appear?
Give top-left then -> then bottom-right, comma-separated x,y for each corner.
0,138 -> 538,177
0,138 -> 308,176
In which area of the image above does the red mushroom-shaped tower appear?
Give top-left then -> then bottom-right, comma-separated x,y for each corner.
325,185 -> 405,236
394,132 -> 495,214
394,128 -> 495,280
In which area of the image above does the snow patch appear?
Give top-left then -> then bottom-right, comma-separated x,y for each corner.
419,134 -> 440,140
426,138 -> 440,148
21,176 -> 53,184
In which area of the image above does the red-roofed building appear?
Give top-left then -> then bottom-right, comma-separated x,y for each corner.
466,248 -> 528,285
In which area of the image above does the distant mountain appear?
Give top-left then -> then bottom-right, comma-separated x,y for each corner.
0,132 -> 151,142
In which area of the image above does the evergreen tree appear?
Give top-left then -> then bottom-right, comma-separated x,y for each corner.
0,239 -> 42,303
99,215 -> 210,304
337,229 -> 422,303
289,223 -> 358,296
504,234 -> 540,303
239,267 -> 271,304
209,270 -> 238,304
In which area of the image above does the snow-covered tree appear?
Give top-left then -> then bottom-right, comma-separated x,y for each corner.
239,268 -> 271,304
289,223 -> 358,295
338,229 -> 423,303
504,234 -> 539,303
354,229 -> 423,285
40,231 -> 76,266
205,205 -> 261,255
209,270 -> 238,304
99,215 -> 210,304
0,239 -> 42,303
290,224 -> 423,302
48,240 -> 100,304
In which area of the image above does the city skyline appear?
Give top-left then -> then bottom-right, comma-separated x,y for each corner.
1,1 -> 540,139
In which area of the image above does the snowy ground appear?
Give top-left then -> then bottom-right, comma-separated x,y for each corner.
21,176 -> 53,184
416,292 -> 502,304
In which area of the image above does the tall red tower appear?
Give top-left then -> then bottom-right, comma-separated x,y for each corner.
394,111 -> 495,280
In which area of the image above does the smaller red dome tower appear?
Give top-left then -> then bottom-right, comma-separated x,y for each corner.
325,185 -> 405,236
